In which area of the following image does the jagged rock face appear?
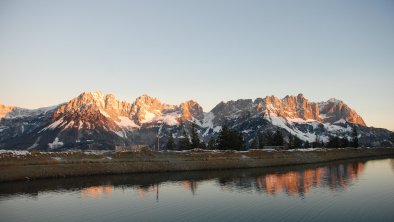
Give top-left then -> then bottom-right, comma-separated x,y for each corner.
211,99 -> 255,125
253,94 -> 365,126
50,91 -> 134,134
319,99 -> 366,126
278,94 -> 321,120
53,91 -> 131,120
0,105 -> 15,119
180,100 -> 204,121
130,95 -> 176,125
0,91 -> 391,150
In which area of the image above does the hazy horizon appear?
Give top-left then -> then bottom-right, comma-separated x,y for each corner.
1,0 -> 393,130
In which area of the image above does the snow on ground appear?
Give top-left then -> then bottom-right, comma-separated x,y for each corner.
48,137 -> 64,149
0,150 -> 30,155
285,148 -> 325,152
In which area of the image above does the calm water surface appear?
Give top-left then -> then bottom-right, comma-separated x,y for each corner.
1,158 -> 394,222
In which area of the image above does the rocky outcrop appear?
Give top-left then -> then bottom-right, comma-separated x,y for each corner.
0,105 -> 15,119
319,99 -> 366,126
180,100 -> 204,122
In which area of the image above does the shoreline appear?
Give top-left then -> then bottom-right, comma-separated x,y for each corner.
1,148 -> 393,183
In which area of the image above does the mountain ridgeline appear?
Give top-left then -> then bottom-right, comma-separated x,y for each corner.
0,91 -> 393,151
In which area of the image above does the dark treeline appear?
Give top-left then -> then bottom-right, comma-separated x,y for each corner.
165,124 -> 360,151
166,124 -> 244,151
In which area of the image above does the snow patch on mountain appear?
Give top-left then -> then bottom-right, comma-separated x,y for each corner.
48,137 -> 64,149
99,110 -> 110,117
116,116 -> 139,129
114,130 -> 127,138
39,118 -> 64,132
142,111 -> 156,123
202,112 -> 215,128
334,119 -> 347,124
267,116 -> 316,142
162,112 -> 180,126
2,106 -> 58,119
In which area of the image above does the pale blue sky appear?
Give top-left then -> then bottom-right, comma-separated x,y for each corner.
0,0 -> 393,130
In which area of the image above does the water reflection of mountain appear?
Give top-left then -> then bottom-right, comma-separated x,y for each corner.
80,185 -> 114,198
217,162 -> 365,196
0,159 -> 368,199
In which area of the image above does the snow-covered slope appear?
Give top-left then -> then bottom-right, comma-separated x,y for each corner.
0,91 -> 392,150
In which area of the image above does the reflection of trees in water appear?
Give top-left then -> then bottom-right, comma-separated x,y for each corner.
217,161 -> 365,197
181,180 -> 198,195
130,161 -> 366,198
0,159 -> 368,199
132,180 -> 199,200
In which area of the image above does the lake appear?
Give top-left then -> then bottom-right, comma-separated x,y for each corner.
1,157 -> 393,222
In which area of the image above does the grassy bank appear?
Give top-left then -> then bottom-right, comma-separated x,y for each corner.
1,148 -> 393,182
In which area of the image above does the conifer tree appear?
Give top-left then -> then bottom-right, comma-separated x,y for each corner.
179,130 -> 191,150
273,130 -> 284,146
250,136 -> 259,149
216,126 -> 244,150
165,135 -> 175,150
352,125 -> 359,148
258,132 -> 264,149
190,123 -> 201,149
207,137 -> 216,149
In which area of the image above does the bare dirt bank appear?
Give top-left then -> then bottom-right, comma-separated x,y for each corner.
1,148 -> 393,182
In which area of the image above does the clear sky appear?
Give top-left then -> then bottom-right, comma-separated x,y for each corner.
0,0 -> 393,130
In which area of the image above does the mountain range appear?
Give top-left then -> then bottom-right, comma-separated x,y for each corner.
0,91 -> 393,150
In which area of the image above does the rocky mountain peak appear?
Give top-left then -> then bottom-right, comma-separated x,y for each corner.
319,98 -> 365,126
130,95 -> 174,125
180,100 -> 204,121
54,91 -> 131,119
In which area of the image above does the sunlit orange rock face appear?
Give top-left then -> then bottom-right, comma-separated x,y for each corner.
263,94 -> 321,121
254,94 -> 365,126
50,91 -> 205,128
81,185 -> 113,198
319,99 -> 366,126
54,91 -> 131,119
180,100 -> 204,121
130,94 -> 173,125
0,104 -> 15,119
